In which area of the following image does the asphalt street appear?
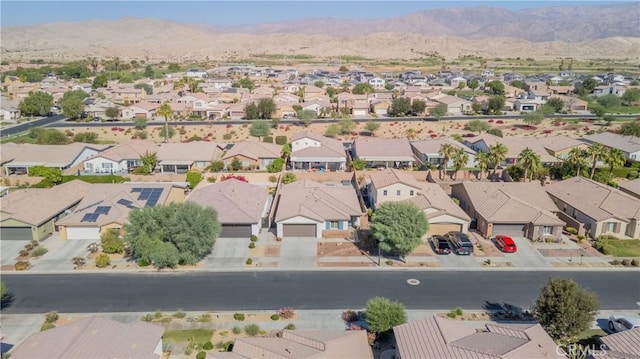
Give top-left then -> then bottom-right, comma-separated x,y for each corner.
1,270 -> 638,314
0,114 -> 65,137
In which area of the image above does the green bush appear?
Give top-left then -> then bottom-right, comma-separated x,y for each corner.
173,311 -> 186,318
137,258 -> 151,267
30,246 -> 48,257
245,258 -> 253,265
45,311 -> 59,323
446,312 -> 457,318
232,326 -> 242,334
186,170 -> 203,189
271,314 -> 280,321
223,133 -> 232,140
248,242 -> 255,249
198,313 -> 212,322
267,158 -> 285,173
233,313 -> 245,321
275,136 -> 287,145
454,307 -> 463,316
352,158 -> 367,170
40,322 -> 56,331
565,227 -> 578,235
101,229 -> 125,254
95,253 -> 111,268
627,171 -> 639,180
14,261 -> 30,270
244,324 -> 260,336
284,323 -> 296,330
219,330 -> 229,336
622,259 -> 632,266
141,313 -> 153,322
250,235 -> 258,242
196,351 -> 206,359
632,259 -> 640,267
263,136 -> 273,143
282,172 -> 296,184
202,341 -> 214,350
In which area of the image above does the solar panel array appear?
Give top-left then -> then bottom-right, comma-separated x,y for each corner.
81,213 -> 100,222
117,198 -> 135,208
95,206 -> 111,215
131,187 -> 164,207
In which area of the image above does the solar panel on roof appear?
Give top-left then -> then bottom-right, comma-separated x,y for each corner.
81,213 -> 98,222
95,206 -> 111,215
146,199 -> 158,207
117,199 -> 134,208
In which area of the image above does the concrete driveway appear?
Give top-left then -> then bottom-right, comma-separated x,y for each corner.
435,252 -> 479,269
204,237 -> 250,269
505,237 -> 551,268
279,237 -> 317,268
1,240 -> 29,265
30,237 -> 94,271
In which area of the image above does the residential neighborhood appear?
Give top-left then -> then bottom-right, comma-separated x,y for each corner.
2,1 -> 640,358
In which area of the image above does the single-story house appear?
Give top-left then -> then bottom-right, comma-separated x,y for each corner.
545,176 -> 640,239
619,178 -> 640,199
10,316 -> 164,359
221,141 -> 282,170
582,132 -> 640,162
187,179 -> 270,237
598,327 -> 640,359
274,179 -> 364,238
536,135 -> 589,159
56,182 -> 186,240
157,142 -> 224,174
82,140 -> 160,174
464,134 -> 560,166
451,182 -> 564,240
411,137 -> 476,169
432,94 -> 473,115
3,143 -> 112,176
290,131 -> 347,172
393,316 -> 563,359
352,138 -> 415,169
210,330 -> 372,359
0,180 -> 92,241
405,184 -> 471,237
122,101 -> 160,120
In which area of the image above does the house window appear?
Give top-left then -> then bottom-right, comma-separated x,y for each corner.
383,190 -> 387,196
409,190 -> 414,196
542,226 -> 553,235
330,221 -> 339,229
606,222 -> 616,233
102,163 -> 113,169
397,190 -> 401,196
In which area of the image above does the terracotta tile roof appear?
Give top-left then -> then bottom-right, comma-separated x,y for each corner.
187,179 -> 269,224
394,316 -> 563,359
583,132 -> 640,154
619,178 -> 640,198
406,184 -> 471,222
599,327 -> 640,358
354,138 -> 415,161
291,131 -> 346,159
368,168 -> 422,190
545,176 -> 640,221
9,316 -> 164,359
223,141 -> 282,161
0,180 -> 92,226
85,140 -> 159,162
129,101 -> 161,112
275,179 -> 362,222
157,141 -> 223,164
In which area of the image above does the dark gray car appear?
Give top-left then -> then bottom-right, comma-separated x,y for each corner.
446,231 -> 474,255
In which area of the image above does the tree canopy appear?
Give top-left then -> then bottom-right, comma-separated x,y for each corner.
19,91 -> 53,116
61,90 -> 90,119
466,120 -> 491,134
250,120 -> 271,138
371,202 -> 428,258
619,120 -> 640,137
523,111 -> 544,125
485,80 -> 505,95
533,277 -> 599,342
622,88 -> 640,104
365,296 -> 408,333
365,121 -> 380,135
338,117 -> 356,134
429,103 -> 448,117
232,77 -> 255,91
124,202 -> 221,269
389,97 -> 411,117
257,98 -> 276,119
92,74 -> 108,89
411,99 -> 426,115
351,83 -> 374,95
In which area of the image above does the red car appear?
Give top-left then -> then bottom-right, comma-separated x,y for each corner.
493,235 -> 517,253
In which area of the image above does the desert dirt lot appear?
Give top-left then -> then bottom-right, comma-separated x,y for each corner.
64,118 -> 619,144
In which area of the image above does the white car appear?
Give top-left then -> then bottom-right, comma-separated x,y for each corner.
608,315 -> 640,332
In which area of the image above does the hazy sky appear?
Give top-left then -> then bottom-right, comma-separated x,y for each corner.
1,1 -> 631,27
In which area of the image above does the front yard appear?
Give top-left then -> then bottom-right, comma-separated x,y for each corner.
596,238 -> 640,257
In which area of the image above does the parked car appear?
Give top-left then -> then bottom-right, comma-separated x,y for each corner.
431,235 -> 451,255
446,231 -> 474,255
608,315 -> 640,332
493,235 -> 517,253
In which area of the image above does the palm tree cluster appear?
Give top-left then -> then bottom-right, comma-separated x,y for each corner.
565,145 -> 625,180
438,143 -> 470,180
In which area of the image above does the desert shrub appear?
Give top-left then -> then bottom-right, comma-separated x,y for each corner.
202,341 -> 214,350
245,258 -> 253,265
14,261 -> 30,270
137,258 -> 151,267
248,242 -> 255,249
30,239 -> 39,247
455,307 -> 463,316
271,314 -> 280,321
196,351 -> 206,359
447,311 -> 457,318
198,313 -> 212,322
173,311 -> 186,318
233,313 -> 245,321
632,259 -> 640,267
342,310 -> 358,322
45,311 -> 59,323
611,259 -> 622,265
284,323 -> 296,330
40,322 -> 56,331
30,247 -> 48,257
136,130 -> 148,139
250,235 -> 258,242
565,227 -> 578,235
263,136 -> 273,143
160,317 -> 172,323
244,324 -> 260,336
278,307 -> 295,319
268,175 -> 278,183
219,330 -> 229,336
101,229 -> 125,254
154,311 -> 163,318
18,249 -> 30,257
186,170 -> 203,189
223,133 -> 232,140
72,256 -> 86,268
141,313 -> 153,322
232,326 -> 242,334
622,259 -> 632,266
275,136 -> 287,145
95,253 -> 111,268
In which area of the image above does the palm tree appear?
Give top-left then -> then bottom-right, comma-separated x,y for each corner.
517,147 -> 543,181
88,57 -> 99,74
475,151 -> 490,180
587,143 -> 607,180
488,143 -> 508,175
566,147 -> 588,177
451,148 -> 470,180
157,102 -> 174,143
438,143 -> 456,180
604,148 -> 625,178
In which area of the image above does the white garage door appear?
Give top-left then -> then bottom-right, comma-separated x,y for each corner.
67,227 -> 101,240
492,224 -> 525,237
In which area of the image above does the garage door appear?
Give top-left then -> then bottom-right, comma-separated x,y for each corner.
428,223 -> 462,236
1,227 -> 32,240
283,224 -> 316,237
67,227 -> 101,240
221,224 -> 252,238
492,224 -> 525,237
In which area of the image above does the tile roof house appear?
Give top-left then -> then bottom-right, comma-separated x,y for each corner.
123,101 -> 161,120
221,141 -> 283,171
10,316 -> 164,359
451,182 -> 564,240
619,178 -> 640,199
582,132 -> 640,161
210,329 -> 373,359
82,140 -> 160,174
274,179 -> 364,238
464,134 -> 560,166
536,135 -> 589,159
545,176 -> 640,239
187,179 -> 270,237
56,182 -> 186,240
290,131 -> 347,172
2,143 -> 111,176
367,169 -> 423,208
353,138 -> 415,169
393,316 -> 563,359
599,327 -> 640,359
411,137 -> 476,169
157,142 -> 224,174
0,180 -> 92,241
